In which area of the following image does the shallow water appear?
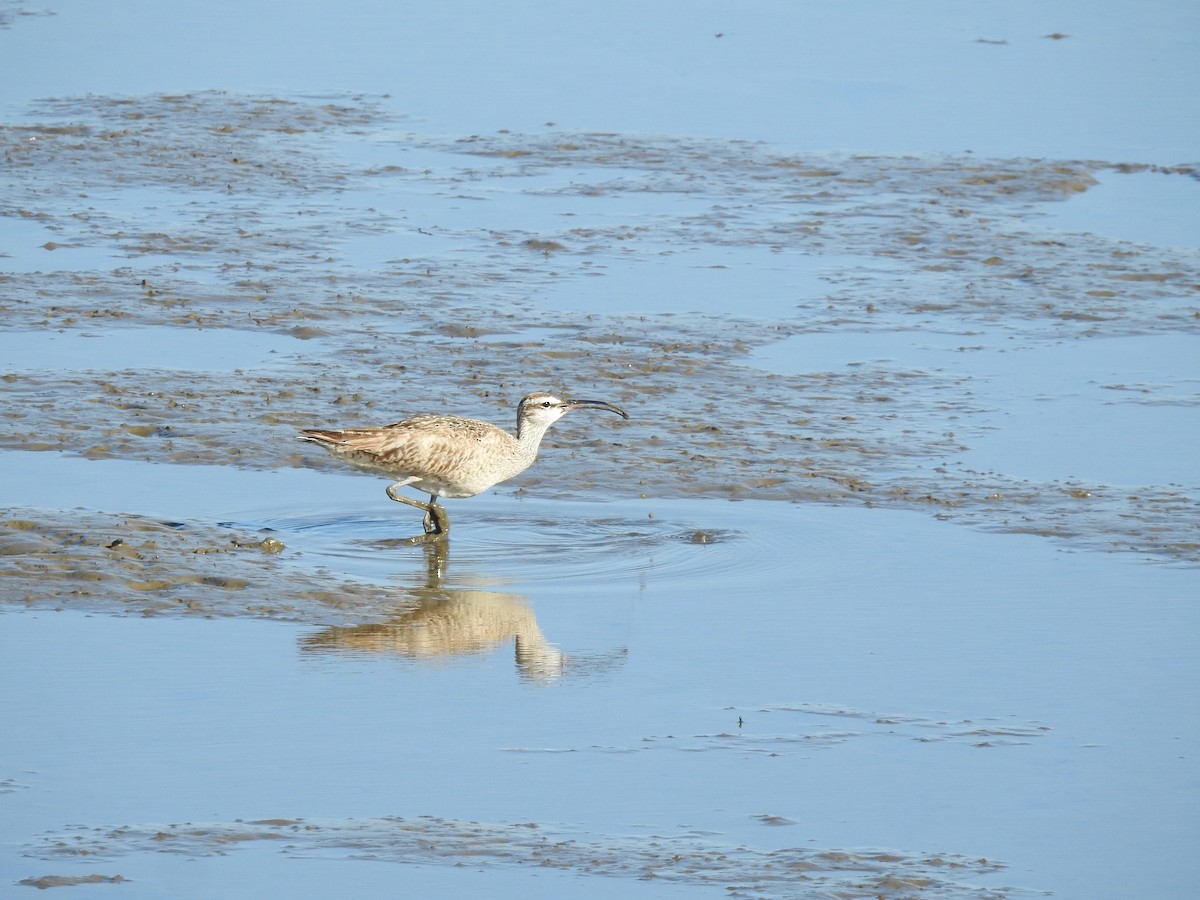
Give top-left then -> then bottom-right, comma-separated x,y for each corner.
0,327 -> 310,372
752,331 -> 1200,486
4,471 -> 1198,899
2,2 -> 1199,898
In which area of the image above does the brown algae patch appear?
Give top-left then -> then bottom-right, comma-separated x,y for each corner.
28,816 -> 1012,898
2,91 -> 1198,563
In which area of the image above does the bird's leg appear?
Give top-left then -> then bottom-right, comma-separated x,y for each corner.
385,484 -> 450,538
386,483 -> 441,535
425,495 -> 451,536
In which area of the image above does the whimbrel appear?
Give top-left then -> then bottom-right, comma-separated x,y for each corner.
298,392 -> 628,537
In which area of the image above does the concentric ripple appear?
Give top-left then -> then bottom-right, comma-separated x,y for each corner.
244,498 -> 806,593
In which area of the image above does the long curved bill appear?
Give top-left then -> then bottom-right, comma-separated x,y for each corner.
562,399 -> 630,420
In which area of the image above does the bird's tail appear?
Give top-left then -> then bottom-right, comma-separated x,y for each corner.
297,429 -> 344,446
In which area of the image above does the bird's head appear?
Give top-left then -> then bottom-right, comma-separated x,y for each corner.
517,392 -> 629,432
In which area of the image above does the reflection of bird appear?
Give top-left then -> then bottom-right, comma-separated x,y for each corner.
300,542 -> 629,682
299,392 -> 628,538
301,589 -> 567,682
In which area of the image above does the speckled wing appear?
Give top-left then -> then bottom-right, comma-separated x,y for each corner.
299,415 -> 518,496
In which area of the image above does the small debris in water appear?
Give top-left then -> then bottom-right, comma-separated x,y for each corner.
231,536 -> 286,553
753,814 -> 797,826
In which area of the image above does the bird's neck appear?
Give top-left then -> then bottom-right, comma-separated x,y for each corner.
515,419 -> 553,455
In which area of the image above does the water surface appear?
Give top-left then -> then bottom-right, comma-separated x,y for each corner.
1,2 -> 1198,898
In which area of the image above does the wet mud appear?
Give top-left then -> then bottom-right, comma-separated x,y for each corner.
3,91 -> 1197,583
0,507 -> 396,621
18,873 -> 128,890
27,815 -> 1009,899
1,93 -> 1196,897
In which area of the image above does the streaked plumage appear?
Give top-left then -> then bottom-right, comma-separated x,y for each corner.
299,392 -> 628,537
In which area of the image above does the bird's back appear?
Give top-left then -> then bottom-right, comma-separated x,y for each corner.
299,414 -> 527,498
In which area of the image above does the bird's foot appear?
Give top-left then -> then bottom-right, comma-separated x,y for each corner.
386,485 -> 449,540
424,503 -> 451,536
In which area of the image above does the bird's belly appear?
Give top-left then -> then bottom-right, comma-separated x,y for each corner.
407,475 -> 493,499
402,463 -> 521,499
334,444 -> 532,499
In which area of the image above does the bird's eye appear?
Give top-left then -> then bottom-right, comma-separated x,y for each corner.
541,401 -> 552,408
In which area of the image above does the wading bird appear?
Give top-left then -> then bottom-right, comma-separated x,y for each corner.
299,392 -> 629,538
